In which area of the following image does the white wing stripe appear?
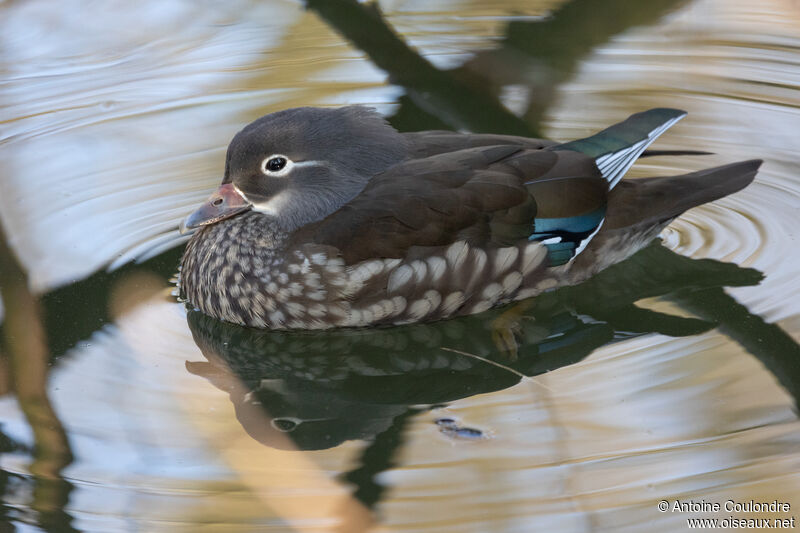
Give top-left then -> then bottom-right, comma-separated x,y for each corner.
573,219 -> 604,259
595,115 -> 684,189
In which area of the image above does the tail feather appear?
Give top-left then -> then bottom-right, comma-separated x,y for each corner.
606,159 -> 762,230
553,108 -> 687,189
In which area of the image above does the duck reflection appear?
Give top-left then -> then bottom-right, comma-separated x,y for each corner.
185,241 -> 782,451
187,305 -> 609,449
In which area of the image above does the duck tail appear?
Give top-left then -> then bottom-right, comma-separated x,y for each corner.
605,159 -> 762,230
553,108 -> 687,189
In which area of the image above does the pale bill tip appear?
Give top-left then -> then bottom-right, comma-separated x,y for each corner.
178,217 -> 194,235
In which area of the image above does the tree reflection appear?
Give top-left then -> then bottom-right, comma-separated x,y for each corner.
306,0 -> 689,133
0,223 -> 76,532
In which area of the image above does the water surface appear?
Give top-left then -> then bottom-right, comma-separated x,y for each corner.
1,0 -> 799,531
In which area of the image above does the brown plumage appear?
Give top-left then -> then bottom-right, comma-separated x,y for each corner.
292,146 -> 608,263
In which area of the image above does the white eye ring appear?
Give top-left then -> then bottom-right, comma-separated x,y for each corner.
261,154 -> 294,177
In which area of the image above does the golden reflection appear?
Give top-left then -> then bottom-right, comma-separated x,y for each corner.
106,274 -> 377,532
178,376 -> 376,532
0,222 -> 73,526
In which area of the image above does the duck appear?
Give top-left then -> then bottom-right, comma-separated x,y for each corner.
178,105 -> 761,329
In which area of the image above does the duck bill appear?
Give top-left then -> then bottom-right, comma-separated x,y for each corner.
180,183 -> 252,234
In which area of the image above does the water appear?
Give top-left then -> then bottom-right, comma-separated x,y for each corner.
1,0 -> 799,531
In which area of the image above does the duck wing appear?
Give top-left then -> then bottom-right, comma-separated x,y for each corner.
403,130 -> 557,158
407,113 -> 704,166
295,108 -> 692,266
292,144 -> 608,266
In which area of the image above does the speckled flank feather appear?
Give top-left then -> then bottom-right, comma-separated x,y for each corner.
339,239 -> 551,326
182,214 -> 349,329
180,212 -> 557,329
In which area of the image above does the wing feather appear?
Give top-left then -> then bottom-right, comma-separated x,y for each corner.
291,144 -> 608,265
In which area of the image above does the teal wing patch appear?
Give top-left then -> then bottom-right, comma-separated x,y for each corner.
523,175 -> 608,266
529,207 -> 606,266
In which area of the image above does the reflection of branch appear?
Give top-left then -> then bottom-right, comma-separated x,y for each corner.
670,288 -> 800,408
539,242 -> 762,317
551,241 -> 800,405
342,408 -> 419,510
42,247 -> 183,358
544,244 -> 800,406
591,303 -> 714,337
304,0 -> 539,135
477,0 -> 689,124
307,0 -> 687,133
0,345 -> 9,396
0,223 -> 76,531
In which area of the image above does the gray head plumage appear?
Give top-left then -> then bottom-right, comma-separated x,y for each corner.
222,106 -> 409,231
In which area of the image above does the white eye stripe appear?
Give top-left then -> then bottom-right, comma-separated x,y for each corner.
294,160 -> 324,168
260,155 -> 325,177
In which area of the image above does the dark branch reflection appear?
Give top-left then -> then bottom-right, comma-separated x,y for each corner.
671,288 -> 800,408
306,0 -> 689,133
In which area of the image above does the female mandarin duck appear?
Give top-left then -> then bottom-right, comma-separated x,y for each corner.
179,106 -> 760,329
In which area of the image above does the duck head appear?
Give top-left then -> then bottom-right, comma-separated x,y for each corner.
180,106 -> 409,234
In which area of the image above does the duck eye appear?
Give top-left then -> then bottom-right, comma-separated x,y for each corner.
267,157 -> 286,171
271,417 -> 300,432
261,155 -> 291,175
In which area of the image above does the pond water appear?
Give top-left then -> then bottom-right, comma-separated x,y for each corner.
1,0 -> 799,531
